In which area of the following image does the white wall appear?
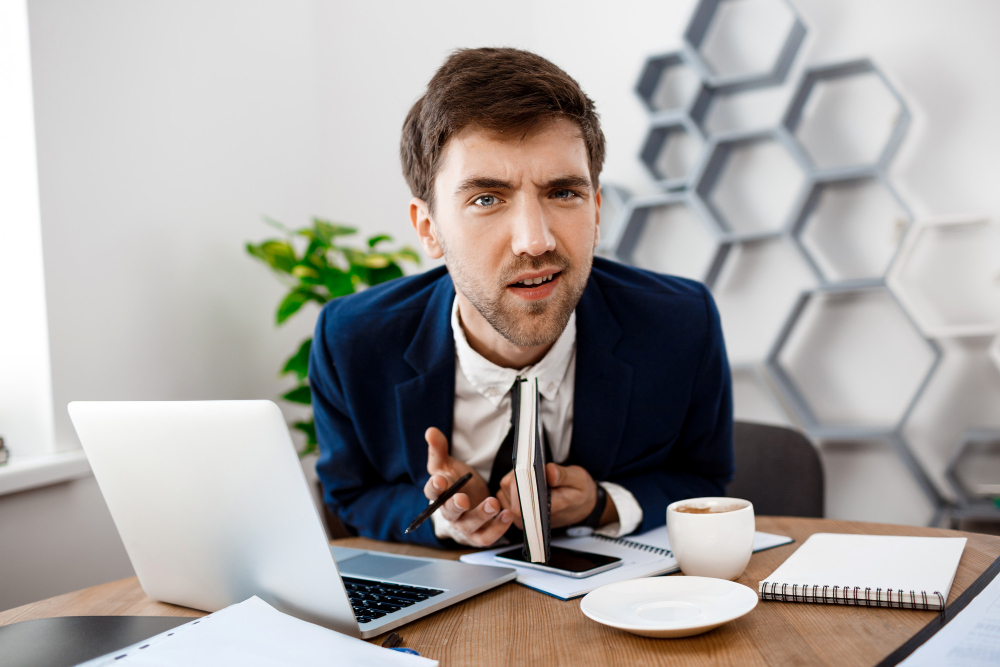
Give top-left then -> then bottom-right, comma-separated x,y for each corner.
3,0 -> 998,611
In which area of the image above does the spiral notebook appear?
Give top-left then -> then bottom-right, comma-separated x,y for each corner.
461,525 -> 792,600
759,533 -> 967,611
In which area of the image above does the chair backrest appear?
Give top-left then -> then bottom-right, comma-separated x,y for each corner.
726,421 -> 824,518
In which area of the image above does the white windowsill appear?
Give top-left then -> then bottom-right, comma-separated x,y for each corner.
0,449 -> 92,496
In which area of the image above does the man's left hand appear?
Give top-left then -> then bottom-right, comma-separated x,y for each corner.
497,463 -> 616,529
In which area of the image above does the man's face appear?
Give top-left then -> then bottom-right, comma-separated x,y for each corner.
419,117 -> 601,348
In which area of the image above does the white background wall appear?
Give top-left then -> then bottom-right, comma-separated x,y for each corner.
2,0 -> 998,612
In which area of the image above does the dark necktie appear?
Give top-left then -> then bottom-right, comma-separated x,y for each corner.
487,400 -> 553,498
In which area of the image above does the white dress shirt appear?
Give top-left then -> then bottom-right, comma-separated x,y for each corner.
431,299 -> 643,545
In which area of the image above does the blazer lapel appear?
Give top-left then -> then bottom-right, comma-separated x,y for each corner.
397,276 -> 457,485
568,275 -> 633,480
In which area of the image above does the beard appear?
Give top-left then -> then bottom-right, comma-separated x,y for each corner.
441,239 -> 592,348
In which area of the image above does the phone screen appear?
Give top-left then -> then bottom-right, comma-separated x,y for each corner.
495,545 -> 621,573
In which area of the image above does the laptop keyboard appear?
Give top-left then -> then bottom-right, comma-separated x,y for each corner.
342,576 -> 444,624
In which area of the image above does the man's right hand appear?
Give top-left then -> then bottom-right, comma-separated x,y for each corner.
423,427 -> 513,547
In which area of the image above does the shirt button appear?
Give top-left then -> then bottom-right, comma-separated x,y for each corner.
547,382 -> 556,393
485,388 -> 497,397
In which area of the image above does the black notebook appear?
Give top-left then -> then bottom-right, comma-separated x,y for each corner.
511,377 -> 551,563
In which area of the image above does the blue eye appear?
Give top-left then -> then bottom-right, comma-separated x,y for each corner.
474,195 -> 498,207
553,189 -> 576,199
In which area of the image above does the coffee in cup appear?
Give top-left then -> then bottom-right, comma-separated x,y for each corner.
666,497 -> 754,580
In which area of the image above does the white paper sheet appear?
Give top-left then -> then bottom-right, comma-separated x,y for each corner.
460,527 -> 792,600
900,568 -> 1000,666
76,596 -> 437,667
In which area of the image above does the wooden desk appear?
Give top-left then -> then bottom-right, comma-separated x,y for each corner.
2,517 -> 999,666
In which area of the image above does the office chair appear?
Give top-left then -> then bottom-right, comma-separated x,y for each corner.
726,421 -> 825,518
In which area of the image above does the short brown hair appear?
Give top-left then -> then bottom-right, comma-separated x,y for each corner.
401,47 -> 606,209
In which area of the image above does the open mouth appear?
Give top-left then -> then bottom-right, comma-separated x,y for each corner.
506,271 -> 562,299
508,272 -> 559,288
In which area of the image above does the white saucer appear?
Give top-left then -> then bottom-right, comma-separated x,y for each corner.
580,576 -> 758,638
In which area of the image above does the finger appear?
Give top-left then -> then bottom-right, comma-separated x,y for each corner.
425,427 -> 450,474
438,492 -> 470,523
549,463 -> 591,491
546,462 -> 560,486
423,473 -> 451,500
453,497 -> 503,535
500,476 -> 523,525
469,509 -> 514,547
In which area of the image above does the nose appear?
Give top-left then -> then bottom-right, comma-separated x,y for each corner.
509,196 -> 556,257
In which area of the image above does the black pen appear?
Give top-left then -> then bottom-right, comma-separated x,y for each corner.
405,472 -> 473,534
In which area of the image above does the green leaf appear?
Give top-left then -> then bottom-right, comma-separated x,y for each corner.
291,265 -> 319,279
367,234 -> 392,248
276,289 -> 310,325
254,240 -> 298,273
368,263 -> 404,285
321,267 -> 355,298
313,218 -> 357,245
282,384 -> 312,404
281,338 -> 312,381
262,216 -> 290,234
364,254 -> 391,269
293,419 -> 318,458
392,247 -> 421,265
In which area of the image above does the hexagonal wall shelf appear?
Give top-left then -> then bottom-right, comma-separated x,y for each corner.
635,51 -> 705,115
945,429 -> 1000,505
888,216 -> 1000,338
731,362 -> 793,426
783,59 -> 910,174
695,129 -> 808,239
640,116 -> 706,190
768,285 -> 940,433
683,0 -> 806,94
709,236 -> 817,364
794,174 -> 913,284
614,191 -> 720,282
595,183 -> 631,257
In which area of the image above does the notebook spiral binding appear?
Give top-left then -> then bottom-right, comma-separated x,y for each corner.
758,582 -> 946,611
592,534 -> 672,557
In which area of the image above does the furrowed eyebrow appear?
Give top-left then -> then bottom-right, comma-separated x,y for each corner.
454,177 -> 515,196
544,175 -> 592,191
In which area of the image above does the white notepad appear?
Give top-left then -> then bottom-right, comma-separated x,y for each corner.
759,533 -> 967,610
461,526 -> 792,600
77,596 -> 436,667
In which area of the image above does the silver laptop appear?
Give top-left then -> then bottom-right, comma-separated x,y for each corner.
68,400 -> 515,639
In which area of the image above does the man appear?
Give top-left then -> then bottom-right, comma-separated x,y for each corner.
310,47 -> 733,548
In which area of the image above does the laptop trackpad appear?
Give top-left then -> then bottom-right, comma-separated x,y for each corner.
338,554 -> 424,579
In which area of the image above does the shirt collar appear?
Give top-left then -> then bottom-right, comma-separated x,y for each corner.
451,297 -> 576,407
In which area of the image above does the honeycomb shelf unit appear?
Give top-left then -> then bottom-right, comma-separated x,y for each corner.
635,50 -> 705,116
782,58 -> 910,177
613,190 -> 721,283
765,284 -> 941,435
595,183 -> 631,258
617,0 -> 994,526
639,113 -> 707,191
792,171 -> 913,285
693,127 -> 809,240
887,216 -> 1000,339
944,429 -> 1000,525
683,0 -> 806,94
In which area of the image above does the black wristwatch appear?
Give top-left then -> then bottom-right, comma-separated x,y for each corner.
580,483 -> 607,530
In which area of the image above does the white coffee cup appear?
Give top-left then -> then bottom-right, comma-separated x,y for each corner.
666,497 -> 754,580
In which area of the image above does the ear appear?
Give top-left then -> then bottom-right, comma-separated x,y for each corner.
410,197 -> 444,260
593,187 -> 603,249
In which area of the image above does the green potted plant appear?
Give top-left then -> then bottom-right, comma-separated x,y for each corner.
247,217 -> 420,456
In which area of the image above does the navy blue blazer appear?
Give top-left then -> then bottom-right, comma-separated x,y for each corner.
310,257 -> 734,547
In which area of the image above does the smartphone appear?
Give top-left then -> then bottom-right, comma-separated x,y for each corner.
494,545 -> 623,578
